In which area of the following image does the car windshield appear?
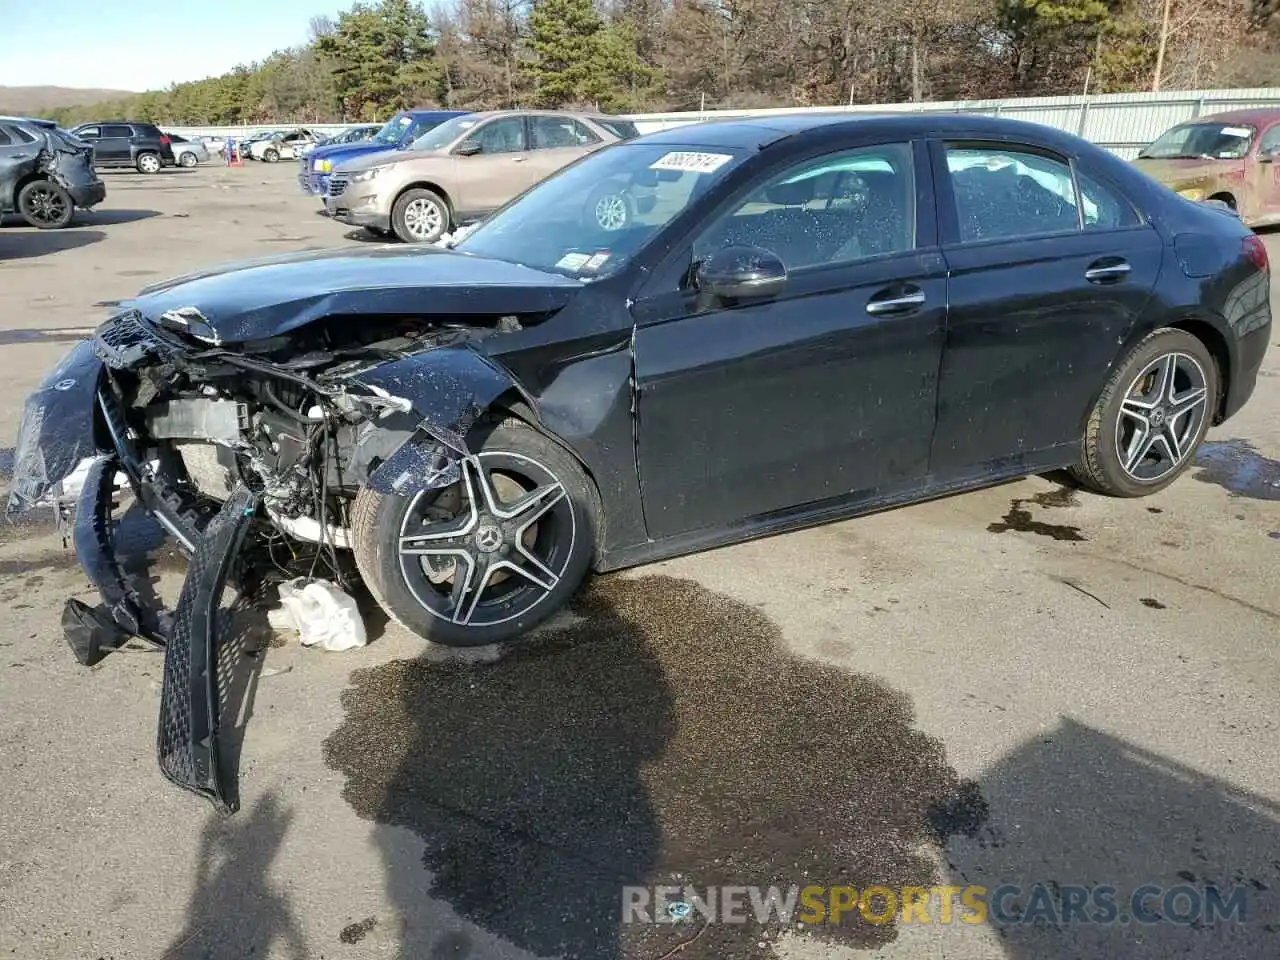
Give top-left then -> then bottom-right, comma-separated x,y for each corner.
455,142 -> 748,278
371,114 -> 415,145
410,115 -> 480,151
1139,122 -> 1255,160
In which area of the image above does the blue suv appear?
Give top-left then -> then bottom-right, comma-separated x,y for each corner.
298,109 -> 468,197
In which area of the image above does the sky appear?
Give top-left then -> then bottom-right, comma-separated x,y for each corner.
1,0 -> 337,92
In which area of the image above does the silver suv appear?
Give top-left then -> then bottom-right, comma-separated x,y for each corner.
325,110 -> 638,243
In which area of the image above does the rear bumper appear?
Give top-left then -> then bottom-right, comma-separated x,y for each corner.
1223,320 -> 1272,421
68,181 -> 106,209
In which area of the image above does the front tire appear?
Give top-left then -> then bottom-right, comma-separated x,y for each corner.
391,187 -> 449,243
263,147 -> 279,163
18,179 -> 73,229
178,151 -> 198,168
351,419 -> 597,647
136,152 -> 161,174
1072,328 -> 1218,497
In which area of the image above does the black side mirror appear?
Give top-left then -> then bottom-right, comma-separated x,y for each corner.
698,245 -> 788,301
456,139 -> 483,157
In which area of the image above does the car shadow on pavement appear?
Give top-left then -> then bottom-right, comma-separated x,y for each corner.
325,574 -> 988,959
82,208 -> 163,226
162,791 -> 308,960
941,718 -> 1280,958
0,229 -> 105,259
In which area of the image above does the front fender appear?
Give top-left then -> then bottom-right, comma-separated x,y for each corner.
7,339 -> 107,512
349,345 -> 527,455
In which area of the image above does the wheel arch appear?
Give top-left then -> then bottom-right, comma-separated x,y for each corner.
395,181 -> 454,217
1165,316 -> 1232,423
351,351 -> 609,551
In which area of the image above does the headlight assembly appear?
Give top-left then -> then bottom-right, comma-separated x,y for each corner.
315,159 -> 332,173
1177,187 -> 1205,202
348,165 -> 389,183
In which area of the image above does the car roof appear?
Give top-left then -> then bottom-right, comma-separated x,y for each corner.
1193,108 -> 1280,125
634,112 -> 1093,152
0,115 -> 55,128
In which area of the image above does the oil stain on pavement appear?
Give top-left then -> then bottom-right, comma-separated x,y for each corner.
324,575 -> 986,959
988,488 -> 1086,542
1193,439 -> 1280,501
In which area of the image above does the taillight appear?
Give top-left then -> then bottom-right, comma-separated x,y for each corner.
1243,234 -> 1269,274
159,135 -> 171,145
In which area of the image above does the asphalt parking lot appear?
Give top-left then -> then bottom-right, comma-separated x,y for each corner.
0,161 -> 1278,960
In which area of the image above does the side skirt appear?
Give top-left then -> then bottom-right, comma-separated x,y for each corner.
597,443 -> 1079,572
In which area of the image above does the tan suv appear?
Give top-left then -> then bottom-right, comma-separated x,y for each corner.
325,110 -> 638,243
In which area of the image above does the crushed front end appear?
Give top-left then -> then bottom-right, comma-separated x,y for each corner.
7,306 -> 500,812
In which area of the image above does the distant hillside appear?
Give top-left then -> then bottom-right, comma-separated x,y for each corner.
0,85 -> 138,116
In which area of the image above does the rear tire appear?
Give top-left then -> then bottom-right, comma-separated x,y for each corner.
17,179 -> 73,229
136,152 -> 161,174
391,187 -> 449,243
351,419 -> 598,647
1071,328 -> 1218,497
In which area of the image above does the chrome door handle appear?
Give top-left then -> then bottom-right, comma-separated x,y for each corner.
866,290 -> 926,315
1085,261 -> 1131,282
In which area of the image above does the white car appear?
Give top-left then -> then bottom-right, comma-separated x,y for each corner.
247,129 -> 319,163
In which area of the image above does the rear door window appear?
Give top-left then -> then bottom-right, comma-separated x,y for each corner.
103,124 -> 133,139
530,116 -> 601,149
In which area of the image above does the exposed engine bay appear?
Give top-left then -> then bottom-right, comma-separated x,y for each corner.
7,302 -> 546,814
112,306 -> 531,555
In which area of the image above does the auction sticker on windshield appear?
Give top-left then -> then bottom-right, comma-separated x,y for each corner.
651,151 -> 734,174
1220,126 -> 1252,138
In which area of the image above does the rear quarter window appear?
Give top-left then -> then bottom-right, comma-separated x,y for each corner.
596,119 -> 640,140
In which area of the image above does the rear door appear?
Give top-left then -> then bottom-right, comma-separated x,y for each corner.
928,140 -> 1164,475
525,115 -> 606,182
73,125 -> 103,163
0,125 -> 34,208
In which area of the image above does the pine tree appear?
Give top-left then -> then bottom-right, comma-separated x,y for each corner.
526,0 -> 606,106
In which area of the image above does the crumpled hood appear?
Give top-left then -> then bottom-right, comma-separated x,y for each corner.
127,244 -> 582,344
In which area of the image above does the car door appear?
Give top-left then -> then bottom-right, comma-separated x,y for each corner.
630,140 -> 948,539
0,125 -> 33,207
451,116 -> 539,216
1249,122 -> 1280,220
98,124 -> 134,164
928,140 -> 1164,476
526,115 -> 606,182
73,125 -> 104,163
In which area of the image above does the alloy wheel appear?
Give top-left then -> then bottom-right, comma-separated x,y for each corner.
138,154 -> 161,173
403,198 -> 443,240
1115,351 -> 1209,482
24,185 -> 68,226
397,452 -> 575,628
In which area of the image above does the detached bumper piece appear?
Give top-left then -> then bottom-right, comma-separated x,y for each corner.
157,484 -> 260,815
64,455 -> 171,667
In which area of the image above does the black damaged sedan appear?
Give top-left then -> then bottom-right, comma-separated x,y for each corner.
8,114 -> 1271,806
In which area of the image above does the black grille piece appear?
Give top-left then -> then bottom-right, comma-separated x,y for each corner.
156,484 -> 260,814
92,311 -> 170,369
327,177 -> 347,197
